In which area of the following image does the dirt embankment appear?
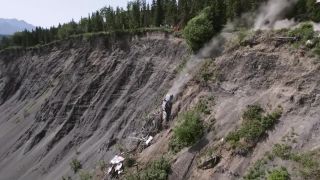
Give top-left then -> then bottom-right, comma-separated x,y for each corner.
138,31 -> 320,180
2,30 -> 320,180
0,32 -> 188,180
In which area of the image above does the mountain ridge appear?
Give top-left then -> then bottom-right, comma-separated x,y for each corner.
0,18 -> 35,35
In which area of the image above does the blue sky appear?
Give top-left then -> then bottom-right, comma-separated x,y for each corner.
0,0 -> 132,27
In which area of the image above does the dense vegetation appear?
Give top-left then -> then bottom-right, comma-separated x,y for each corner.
1,0 -> 320,50
169,110 -> 204,153
267,168 -> 290,180
226,105 -> 282,155
126,157 -> 171,180
70,158 -> 82,173
272,144 -> 320,179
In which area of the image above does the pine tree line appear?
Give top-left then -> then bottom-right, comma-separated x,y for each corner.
1,0 -> 320,50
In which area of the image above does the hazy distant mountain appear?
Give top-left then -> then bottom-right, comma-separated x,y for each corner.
0,18 -> 35,35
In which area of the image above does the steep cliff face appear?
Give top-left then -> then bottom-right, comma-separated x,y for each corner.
138,32 -> 320,180
0,32 -> 189,180
2,30 -> 320,180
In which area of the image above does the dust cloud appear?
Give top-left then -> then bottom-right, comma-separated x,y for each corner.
254,0 -> 298,30
167,29 -> 231,97
168,0 -> 300,97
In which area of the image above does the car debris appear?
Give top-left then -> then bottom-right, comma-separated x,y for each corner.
145,136 -> 153,146
162,94 -> 174,129
306,39 -> 314,47
198,155 -> 221,170
108,155 -> 125,177
110,155 -> 125,164
129,135 -> 154,147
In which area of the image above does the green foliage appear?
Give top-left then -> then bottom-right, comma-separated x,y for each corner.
272,144 -> 292,160
244,159 -> 268,180
126,157 -> 171,180
313,45 -> 320,57
61,176 -> 72,180
183,7 -> 216,51
124,157 -> 136,168
196,59 -> 217,85
79,171 -> 92,180
1,0 -> 320,51
98,160 -> 107,171
288,23 -> 314,43
291,151 -> 320,179
272,144 -> 320,179
226,105 -> 282,155
169,110 -> 204,153
267,167 -> 290,180
70,158 -> 82,173
288,0 -> 320,22
175,56 -> 188,73
195,99 -> 211,115
237,28 -> 251,45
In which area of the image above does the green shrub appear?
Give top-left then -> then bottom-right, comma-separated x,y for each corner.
195,59 -> 217,85
292,151 -> 320,179
124,157 -> 136,168
244,159 -> 268,180
272,144 -> 320,179
267,167 -> 290,180
70,158 -> 82,173
169,110 -> 204,153
226,105 -> 282,155
272,144 -> 292,160
61,176 -> 72,180
288,23 -> 314,43
195,99 -> 211,115
183,7 -> 216,51
79,171 -> 92,180
126,157 -> 171,180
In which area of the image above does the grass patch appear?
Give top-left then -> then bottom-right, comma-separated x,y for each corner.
70,158 -> 82,173
288,23 -> 314,44
175,56 -> 188,73
126,157 -> 171,180
267,167 -> 290,180
195,99 -> 212,115
272,144 -> 320,179
169,110 -> 204,153
79,170 -> 92,180
195,58 -> 217,85
226,105 -> 282,155
244,159 -> 268,180
272,144 -> 292,160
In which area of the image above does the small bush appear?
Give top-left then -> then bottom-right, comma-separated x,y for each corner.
70,158 -> 82,173
169,110 -> 204,153
61,176 -> 71,180
292,151 -> 320,179
272,144 -> 292,160
79,171 -> 92,180
195,59 -> 217,85
195,99 -> 211,115
272,144 -> 320,179
288,23 -> 314,43
183,7 -> 216,51
126,157 -> 171,180
226,105 -> 282,155
267,167 -> 290,180
244,159 -> 268,180
124,157 -> 136,168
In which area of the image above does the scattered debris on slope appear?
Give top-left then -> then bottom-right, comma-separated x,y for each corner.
2,28 -> 320,180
